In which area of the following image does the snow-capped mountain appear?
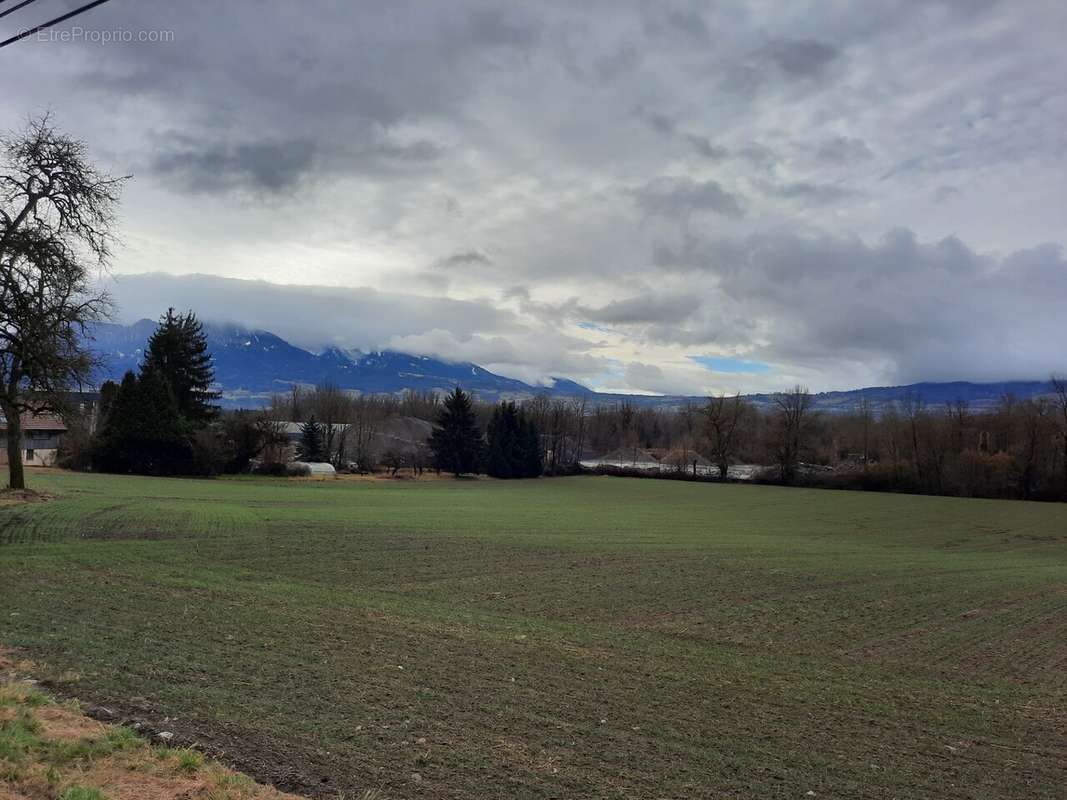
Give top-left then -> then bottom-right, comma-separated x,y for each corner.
86,320 -> 590,404
86,320 -> 1057,411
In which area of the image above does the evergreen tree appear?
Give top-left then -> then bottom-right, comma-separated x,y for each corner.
97,379 -> 121,430
519,412 -> 544,478
94,369 -> 189,474
485,402 -> 518,478
485,401 -> 543,478
429,387 -> 483,476
296,415 -> 325,461
143,308 -> 219,426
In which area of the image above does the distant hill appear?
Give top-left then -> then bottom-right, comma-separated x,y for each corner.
86,320 -> 1056,412
86,320 -> 591,405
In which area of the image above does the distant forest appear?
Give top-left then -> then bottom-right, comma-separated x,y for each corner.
258,380 -> 1067,502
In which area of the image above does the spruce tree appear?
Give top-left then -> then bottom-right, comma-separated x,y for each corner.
486,402 -> 518,478
95,369 -> 189,474
143,308 -> 219,426
297,415 -> 325,462
519,411 -> 544,478
429,387 -> 483,476
485,401 -> 543,479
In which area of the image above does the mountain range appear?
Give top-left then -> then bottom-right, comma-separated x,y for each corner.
86,320 -> 1057,413
87,320 -> 593,406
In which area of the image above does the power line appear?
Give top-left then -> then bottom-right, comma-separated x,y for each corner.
0,0 -> 116,50
0,0 -> 42,23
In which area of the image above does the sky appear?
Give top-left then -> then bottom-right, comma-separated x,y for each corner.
2,0 -> 1065,394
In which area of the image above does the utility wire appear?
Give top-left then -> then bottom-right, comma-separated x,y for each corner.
0,0 -> 42,22
0,0 -> 116,49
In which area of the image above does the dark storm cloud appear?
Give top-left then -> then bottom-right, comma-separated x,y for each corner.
640,5 -> 710,45
685,135 -> 729,160
579,293 -> 703,326
641,110 -> 677,135
152,135 -> 442,194
152,140 -> 319,193
436,251 -> 493,269
816,136 -> 873,163
462,5 -> 543,49
765,39 -> 841,77
633,178 -> 745,219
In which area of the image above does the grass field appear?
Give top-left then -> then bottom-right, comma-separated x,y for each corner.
1,469 -> 1065,799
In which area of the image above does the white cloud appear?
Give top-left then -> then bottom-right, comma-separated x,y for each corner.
4,0 -> 1064,394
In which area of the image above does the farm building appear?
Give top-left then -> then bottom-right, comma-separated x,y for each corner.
0,412 -> 68,467
291,461 -> 337,476
275,417 -> 433,466
582,446 -> 662,471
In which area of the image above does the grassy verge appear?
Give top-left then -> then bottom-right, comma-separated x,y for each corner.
0,662 -> 307,800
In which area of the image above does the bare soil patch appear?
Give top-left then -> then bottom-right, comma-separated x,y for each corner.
34,704 -> 107,741
0,650 -> 306,800
0,489 -> 52,509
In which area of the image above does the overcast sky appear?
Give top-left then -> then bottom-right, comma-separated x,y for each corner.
3,1 -> 1065,393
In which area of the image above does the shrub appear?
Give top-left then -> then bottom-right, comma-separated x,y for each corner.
175,748 -> 203,772
251,460 -> 288,477
58,786 -> 106,800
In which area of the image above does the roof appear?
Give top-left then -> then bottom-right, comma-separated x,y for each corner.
280,421 -> 351,435
0,412 -> 68,433
596,446 -> 660,464
291,461 -> 337,475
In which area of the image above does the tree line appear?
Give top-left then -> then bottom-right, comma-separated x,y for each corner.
3,118 -> 1064,500
91,362 -> 1067,501
515,384 -> 1067,501
427,389 -> 543,478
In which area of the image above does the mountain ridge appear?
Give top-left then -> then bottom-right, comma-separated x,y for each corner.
86,320 -> 1057,412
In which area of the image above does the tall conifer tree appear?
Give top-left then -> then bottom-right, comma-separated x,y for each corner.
429,387 -> 482,476
143,308 -> 219,426
486,401 -> 542,479
296,415 -> 325,462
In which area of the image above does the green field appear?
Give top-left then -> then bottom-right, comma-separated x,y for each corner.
1,470 -> 1065,799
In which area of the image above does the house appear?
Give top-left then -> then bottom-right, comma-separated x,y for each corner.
275,421 -> 351,462
275,417 -> 434,466
0,412 -> 68,467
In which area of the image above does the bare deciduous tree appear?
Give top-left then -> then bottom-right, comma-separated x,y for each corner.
899,390 -> 925,485
1052,374 -> 1067,497
703,393 -> 746,480
570,395 -> 588,465
1015,398 -> 1050,500
346,395 -> 384,473
1,115 -> 125,489
772,386 -> 813,483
